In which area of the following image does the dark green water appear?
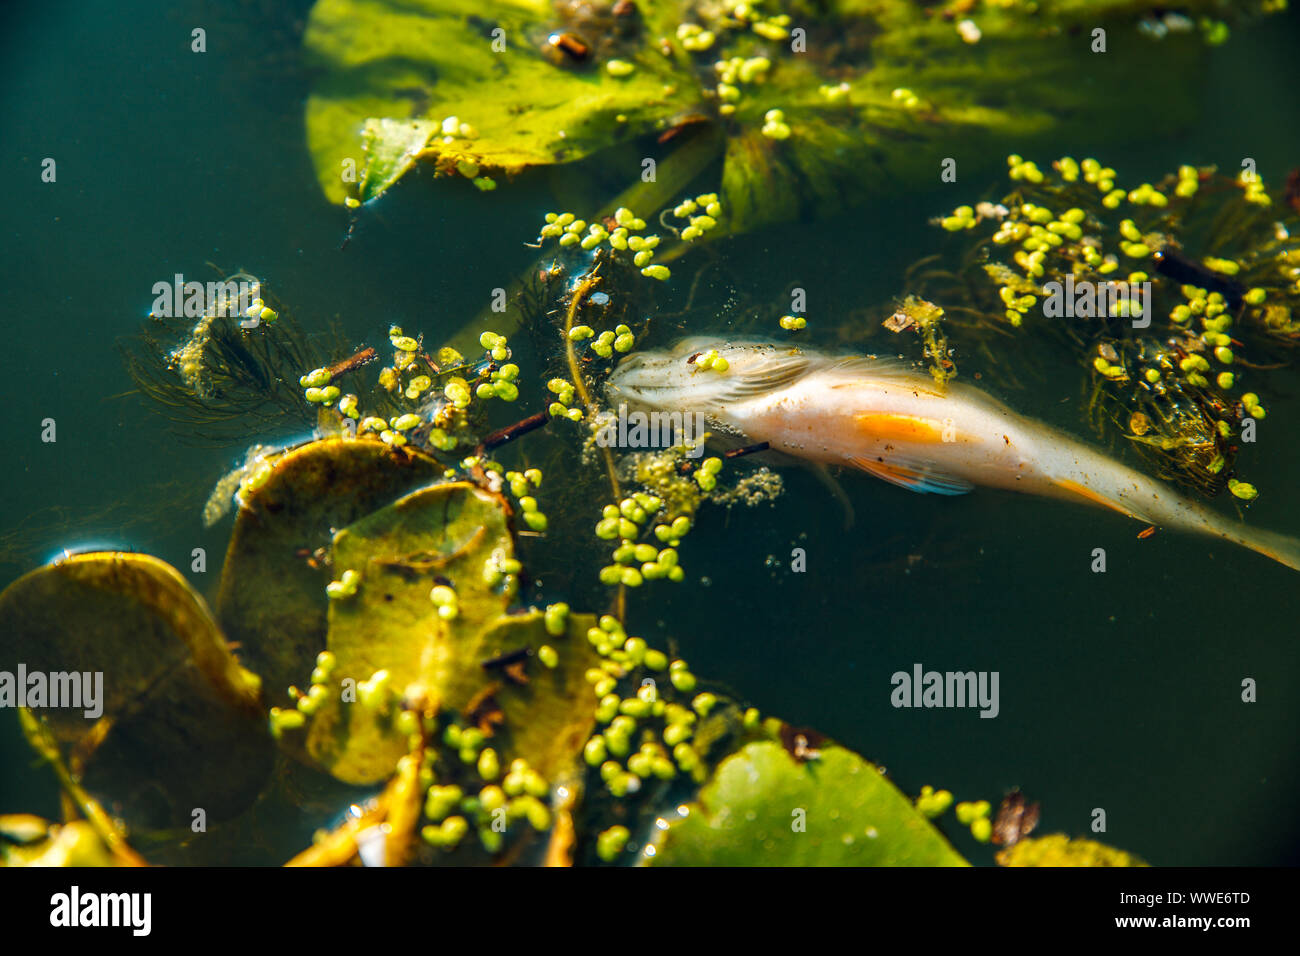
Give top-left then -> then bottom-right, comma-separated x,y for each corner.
2,0 -> 1299,865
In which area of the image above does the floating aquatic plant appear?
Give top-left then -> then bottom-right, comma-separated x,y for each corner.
904,156 -> 1300,498
304,0 -> 1280,239
120,273 -> 345,445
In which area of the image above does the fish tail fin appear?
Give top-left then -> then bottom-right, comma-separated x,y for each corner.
1045,470 -> 1300,573
1233,525 -> 1300,573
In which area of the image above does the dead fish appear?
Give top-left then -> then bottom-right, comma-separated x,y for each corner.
607,338 -> 1300,571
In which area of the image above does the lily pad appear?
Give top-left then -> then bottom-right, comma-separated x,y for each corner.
216,438 -> 443,709
652,739 -> 967,866
0,553 -> 270,830
305,480 -> 600,784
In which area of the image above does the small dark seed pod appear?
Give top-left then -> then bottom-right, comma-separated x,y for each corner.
548,32 -> 589,61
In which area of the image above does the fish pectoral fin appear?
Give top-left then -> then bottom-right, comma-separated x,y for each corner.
848,456 -> 975,496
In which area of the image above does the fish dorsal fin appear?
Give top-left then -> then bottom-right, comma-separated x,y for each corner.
848,455 -> 975,496
823,356 -> 945,394
682,343 -> 815,400
675,340 -> 931,402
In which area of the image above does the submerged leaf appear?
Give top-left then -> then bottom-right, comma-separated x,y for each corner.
0,553 -> 271,831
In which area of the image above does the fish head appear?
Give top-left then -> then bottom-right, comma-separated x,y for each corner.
606,337 -> 811,419
605,337 -> 717,412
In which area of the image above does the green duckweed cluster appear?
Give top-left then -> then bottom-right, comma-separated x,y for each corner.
955,800 -> 994,844
546,376 -> 585,421
269,649 -> 343,738
914,784 -> 953,818
506,468 -> 549,532
419,721 -> 555,854
919,153 -> 1300,498
578,613 -> 747,816
679,1 -> 789,120
914,784 -> 994,842
595,492 -> 693,588
266,560 -> 766,862
295,325 -> 532,456
538,207 -> 670,281
536,196 -> 725,284
269,627 -> 565,857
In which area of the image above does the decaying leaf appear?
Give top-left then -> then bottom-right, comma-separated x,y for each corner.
0,553 -> 270,831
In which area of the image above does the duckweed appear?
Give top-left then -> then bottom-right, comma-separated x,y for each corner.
692,692 -> 717,716
429,584 -> 460,621
954,800 -> 991,825
915,785 -> 955,818
326,568 -> 362,600
268,707 -> 306,739
356,669 -> 393,713
543,602 -> 569,636
299,367 -> 331,388
1228,478 -> 1258,500
596,826 -> 630,862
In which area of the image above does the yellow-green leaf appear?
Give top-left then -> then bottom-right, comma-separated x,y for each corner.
652,740 -> 968,866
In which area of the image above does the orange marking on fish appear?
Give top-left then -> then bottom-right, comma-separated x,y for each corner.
1053,478 -> 1139,519
853,413 -> 947,444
